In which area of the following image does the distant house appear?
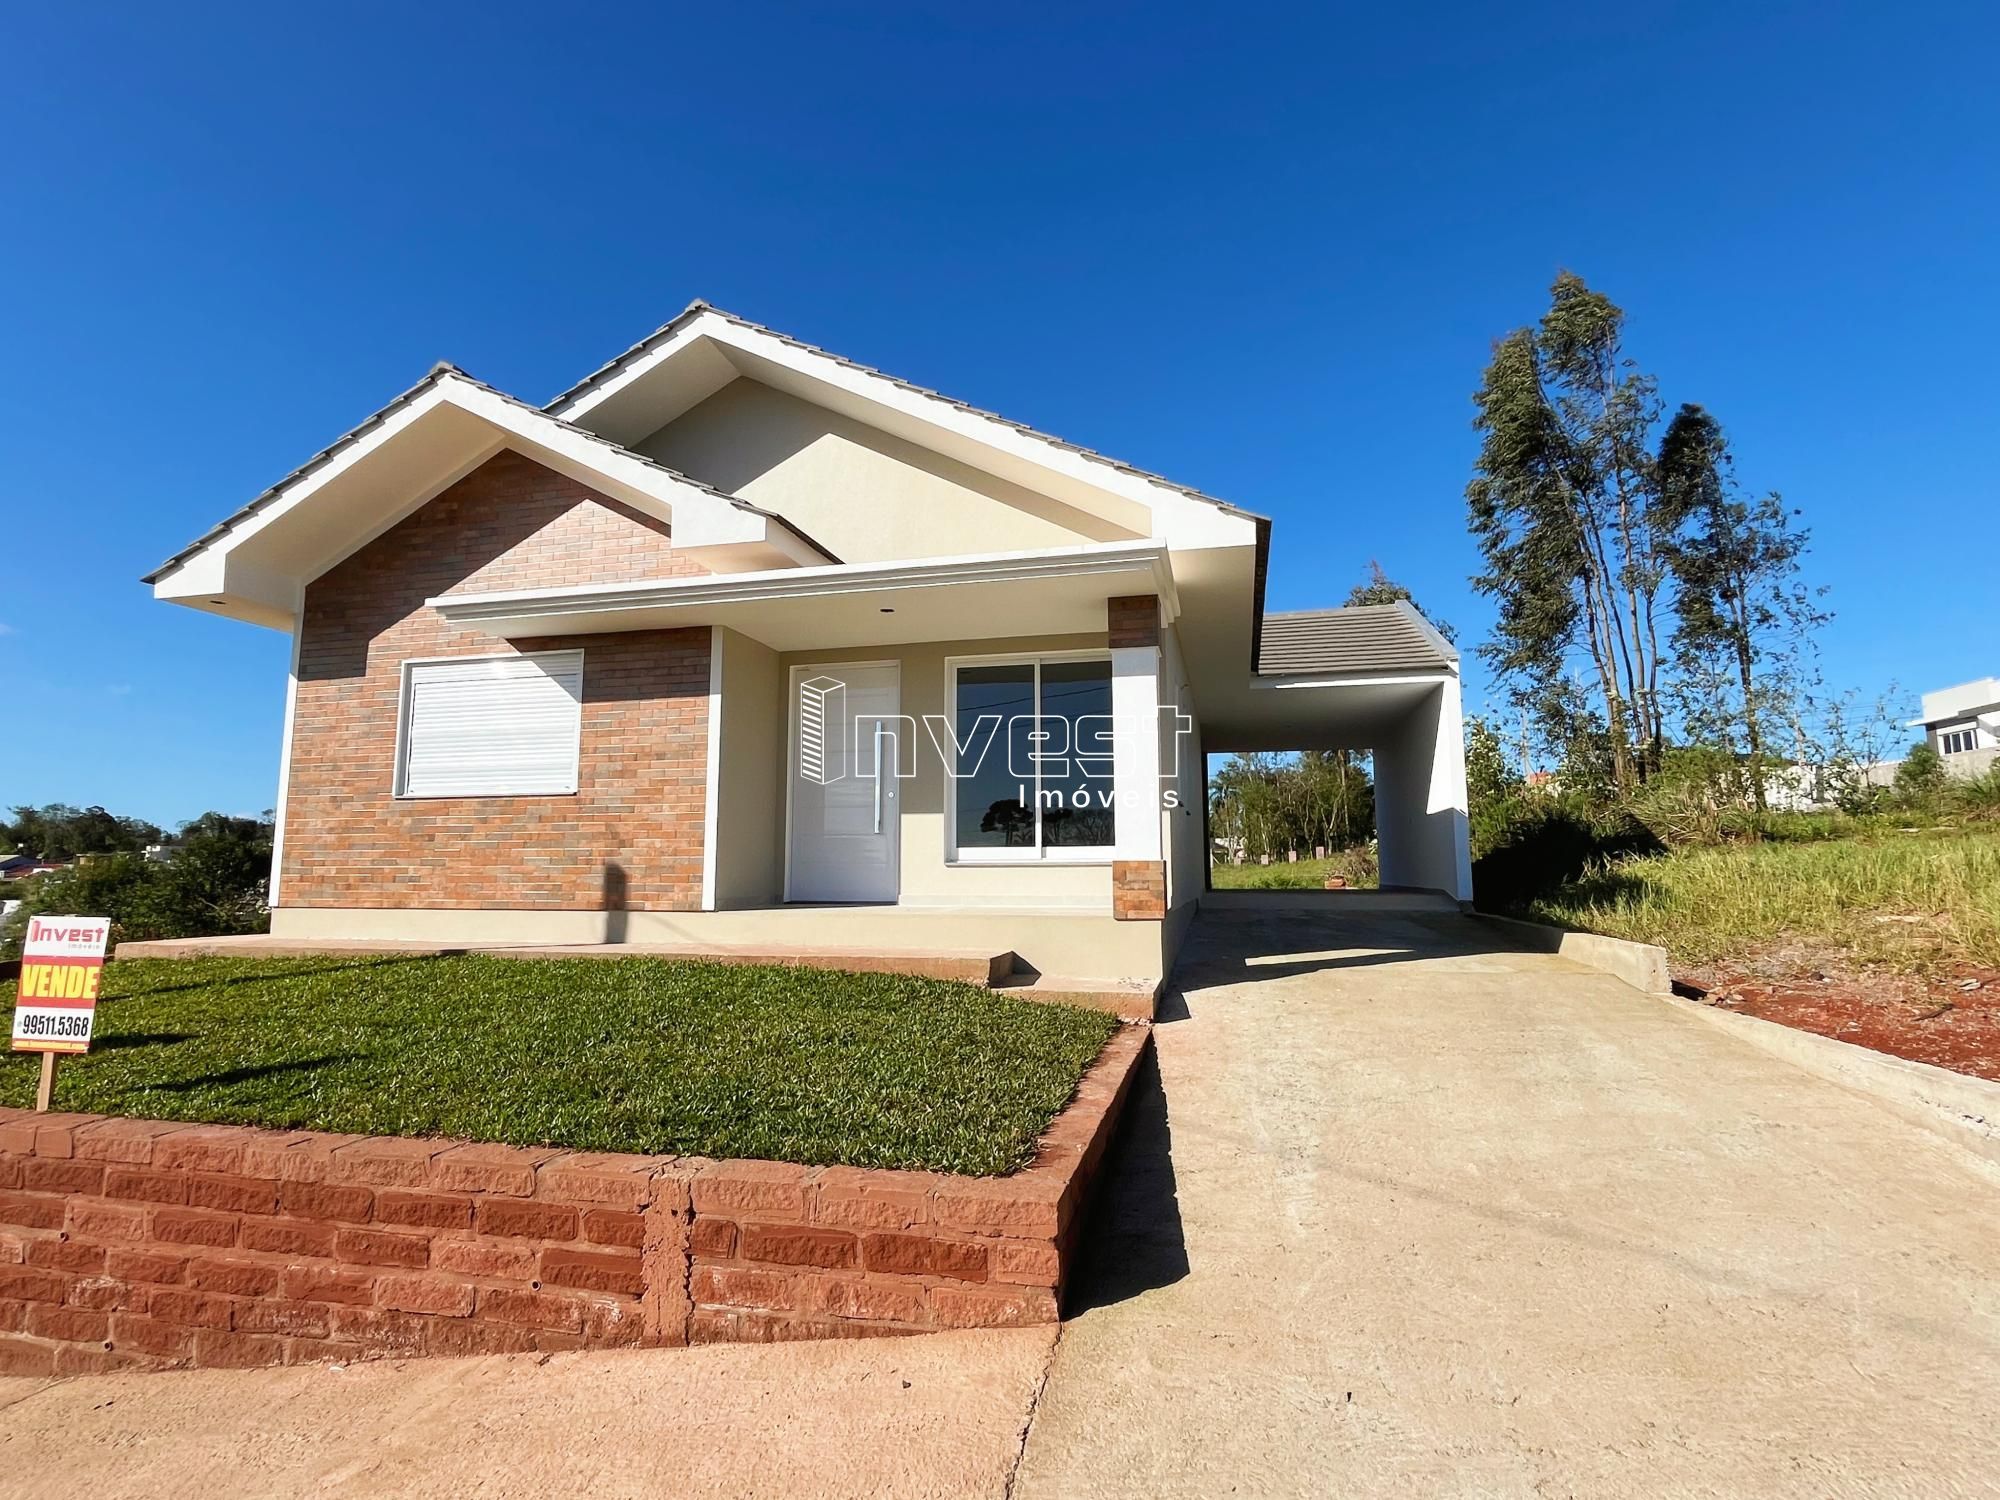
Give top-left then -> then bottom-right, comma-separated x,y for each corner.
1911,678 -> 2000,780
0,855 -> 63,881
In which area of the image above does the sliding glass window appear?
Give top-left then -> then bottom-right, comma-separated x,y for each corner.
951,656 -> 1114,859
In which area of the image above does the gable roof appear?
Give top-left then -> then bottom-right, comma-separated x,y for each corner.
547,300 -> 1268,529
145,301 -> 1274,645
142,363 -> 839,588
1257,602 -> 1457,677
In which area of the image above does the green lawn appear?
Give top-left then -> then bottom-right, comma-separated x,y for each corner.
1208,854 -> 1377,891
0,956 -> 1117,1176
1522,828 -> 2000,973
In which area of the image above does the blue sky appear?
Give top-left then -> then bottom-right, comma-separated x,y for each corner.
2,2 -> 1994,825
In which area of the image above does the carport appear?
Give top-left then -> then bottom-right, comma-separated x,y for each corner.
1197,601 -> 1471,900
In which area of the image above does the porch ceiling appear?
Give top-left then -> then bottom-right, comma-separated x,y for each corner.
1201,673 -> 1453,752
428,540 -> 1179,653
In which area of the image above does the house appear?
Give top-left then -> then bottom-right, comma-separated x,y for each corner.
1912,678 -> 2000,780
0,855 -> 63,881
144,304 -> 1469,984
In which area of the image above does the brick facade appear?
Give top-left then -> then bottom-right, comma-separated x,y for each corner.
1112,860 -> 1167,921
0,1027 -> 1147,1374
282,450 -> 712,911
1107,594 -> 1161,649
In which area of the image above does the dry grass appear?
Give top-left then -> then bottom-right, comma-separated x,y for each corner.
1525,829 -> 2000,973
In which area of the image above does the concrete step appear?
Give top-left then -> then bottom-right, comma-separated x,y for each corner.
991,971 -> 1159,1021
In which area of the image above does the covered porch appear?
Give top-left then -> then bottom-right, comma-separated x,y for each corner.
417,540 -> 1208,986
1200,603 -> 1473,903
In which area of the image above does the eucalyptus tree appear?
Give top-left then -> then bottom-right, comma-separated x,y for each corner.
1654,404 -> 1828,809
1467,273 -> 1673,791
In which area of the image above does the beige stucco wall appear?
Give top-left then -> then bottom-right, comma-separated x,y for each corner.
635,380 -> 1142,564
714,628 -> 786,907
774,635 -> 1116,913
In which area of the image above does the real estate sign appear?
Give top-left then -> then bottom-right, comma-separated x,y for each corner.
11,915 -> 111,1055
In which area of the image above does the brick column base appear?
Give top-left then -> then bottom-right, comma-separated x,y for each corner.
1112,860 -> 1166,920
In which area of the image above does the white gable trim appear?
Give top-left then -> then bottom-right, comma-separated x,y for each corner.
149,370 -> 830,630
548,307 -> 1262,552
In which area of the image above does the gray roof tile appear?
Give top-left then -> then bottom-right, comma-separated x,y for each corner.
1257,603 -> 1456,677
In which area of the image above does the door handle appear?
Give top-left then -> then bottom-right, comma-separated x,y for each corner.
873,724 -> 885,835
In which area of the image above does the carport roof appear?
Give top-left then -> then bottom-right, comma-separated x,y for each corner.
1257,602 -> 1456,677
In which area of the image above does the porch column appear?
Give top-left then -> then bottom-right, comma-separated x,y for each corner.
1373,675 -> 1473,902
1109,595 -> 1166,920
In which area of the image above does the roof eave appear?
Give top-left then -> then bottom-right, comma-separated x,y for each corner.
144,366 -> 841,627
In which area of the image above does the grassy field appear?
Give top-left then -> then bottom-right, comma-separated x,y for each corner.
0,955 -> 1116,1176
1522,828 -> 2000,973
1209,854 -> 1378,891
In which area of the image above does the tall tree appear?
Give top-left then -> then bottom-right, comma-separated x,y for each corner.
1654,404 -> 1828,809
1467,273 -> 1672,791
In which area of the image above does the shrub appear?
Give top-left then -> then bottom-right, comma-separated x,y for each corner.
1894,743 -> 1949,810
1955,765 -> 2000,821
1470,796 -> 1662,910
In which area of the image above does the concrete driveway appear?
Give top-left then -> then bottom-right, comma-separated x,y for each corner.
7,908 -> 1999,1497
1016,907 -> 2000,1498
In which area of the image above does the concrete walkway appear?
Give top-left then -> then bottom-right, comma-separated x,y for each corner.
1015,909 -> 2000,1497
7,910 -> 2000,1496
0,1328 -> 1056,1498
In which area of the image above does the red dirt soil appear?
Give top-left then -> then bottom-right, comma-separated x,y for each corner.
1684,964 -> 2000,1082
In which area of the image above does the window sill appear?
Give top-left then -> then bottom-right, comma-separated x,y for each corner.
393,789 -> 579,800
945,854 -> 1114,868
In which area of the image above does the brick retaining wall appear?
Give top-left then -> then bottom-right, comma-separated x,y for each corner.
0,1027 -> 1147,1375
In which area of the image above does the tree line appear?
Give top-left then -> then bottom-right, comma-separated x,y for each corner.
2,804 -> 273,957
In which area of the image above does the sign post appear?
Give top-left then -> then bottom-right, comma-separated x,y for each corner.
10,915 -> 111,1111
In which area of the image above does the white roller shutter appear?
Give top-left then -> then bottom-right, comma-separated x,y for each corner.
396,652 -> 584,797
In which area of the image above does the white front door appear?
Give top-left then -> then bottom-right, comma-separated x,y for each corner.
788,663 -> 902,903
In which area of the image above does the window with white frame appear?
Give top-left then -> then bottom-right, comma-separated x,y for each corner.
950,655 -> 1115,859
1941,727 -> 1978,755
395,651 -> 584,798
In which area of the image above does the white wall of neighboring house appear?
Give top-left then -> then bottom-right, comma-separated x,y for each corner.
1917,676 -> 2000,780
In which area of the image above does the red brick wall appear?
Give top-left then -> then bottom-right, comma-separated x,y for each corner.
0,1027 -> 1147,1374
283,450 -> 712,911
0,1118 -> 675,1375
